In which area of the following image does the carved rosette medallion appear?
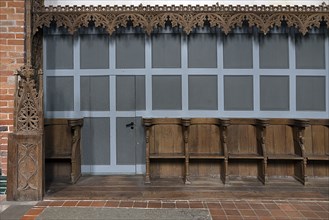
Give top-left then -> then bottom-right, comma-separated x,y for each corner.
17,143 -> 38,191
17,92 -> 39,132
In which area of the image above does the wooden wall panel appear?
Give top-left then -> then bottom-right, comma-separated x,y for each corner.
150,125 -> 184,155
227,124 -> 257,154
189,161 -> 221,177
267,161 -> 295,177
45,161 -> 71,183
305,125 -> 328,155
228,161 -> 259,177
306,161 -> 329,177
266,125 -> 294,155
45,122 -> 72,157
304,122 -> 329,178
150,161 -> 184,178
226,121 -> 260,179
189,124 -> 222,155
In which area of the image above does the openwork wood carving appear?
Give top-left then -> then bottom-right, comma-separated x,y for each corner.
33,4 -> 329,35
14,65 -> 43,133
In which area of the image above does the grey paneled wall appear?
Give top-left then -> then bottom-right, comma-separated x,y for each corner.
80,34 -> 109,69
224,76 -> 253,110
223,34 -> 253,69
188,75 -> 218,110
116,76 -> 146,111
44,29 -> 328,172
152,33 -> 181,68
152,75 -> 182,110
297,76 -> 326,111
81,117 -> 111,165
188,34 -> 217,68
295,34 -> 325,69
116,34 -> 145,68
260,76 -> 289,111
80,76 -> 110,111
46,76 -> 74,111
46,35 -> 73,69
259,34 -> 289,69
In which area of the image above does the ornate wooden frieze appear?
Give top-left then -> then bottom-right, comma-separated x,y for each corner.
33,3 -> 329,35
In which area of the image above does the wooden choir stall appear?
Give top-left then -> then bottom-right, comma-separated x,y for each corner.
44,118 -> 84,184
143,118 -> 328,185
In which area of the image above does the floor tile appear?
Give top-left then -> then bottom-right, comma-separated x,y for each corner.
76,200 -> 92,207
161,201 -> 176,208
133,201 -> 148,208
119,201 -> 134,207
49,201 -> 64,207
176,201 -> 189,208
63,200 -> 79,207
91,200 -> 106,207
205,202 -> 221,209
189,201 -> 204,208
239,209 -> 256,216
147,201 -> 161,208
104,200 -> 120,207
249,203 -> 266,210
16,199 -> 329,220
209,208 -> 225,216
224,209 -> 240,216
24,207 -> 44,216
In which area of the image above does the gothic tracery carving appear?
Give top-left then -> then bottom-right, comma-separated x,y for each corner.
14,65 -> 43,133
17,143 -> 38,191
33,4 -> 329,35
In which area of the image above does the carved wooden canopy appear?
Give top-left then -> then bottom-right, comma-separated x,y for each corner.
32,3 -> 329,35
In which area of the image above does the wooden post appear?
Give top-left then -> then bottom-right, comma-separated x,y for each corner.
293,119 -> 310,185
255,119 -> 269,185
7,0 -> 45,201
220,119 -> 230,184
182,118 -> 191,184
143,118 -> 153,184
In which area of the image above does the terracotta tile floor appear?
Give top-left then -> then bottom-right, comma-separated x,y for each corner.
20,199 -> 329,220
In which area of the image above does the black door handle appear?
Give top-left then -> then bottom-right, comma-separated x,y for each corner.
126,122 -> 135,129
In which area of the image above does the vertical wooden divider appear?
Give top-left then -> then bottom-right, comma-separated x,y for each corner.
182,118 -> 191,184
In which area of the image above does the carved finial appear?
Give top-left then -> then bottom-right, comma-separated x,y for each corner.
322,2 -> 327,6
17,64 -> 35,79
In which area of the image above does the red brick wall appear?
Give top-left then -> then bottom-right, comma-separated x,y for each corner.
0,0 -> 25,176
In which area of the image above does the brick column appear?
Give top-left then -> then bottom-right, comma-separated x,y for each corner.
0,1 -> 25,176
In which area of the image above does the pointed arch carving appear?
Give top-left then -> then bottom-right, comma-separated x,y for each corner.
32,4 -> 328,35
14,65 -> 43,134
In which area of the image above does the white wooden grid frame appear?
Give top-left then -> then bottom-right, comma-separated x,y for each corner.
43,29 -> 329,174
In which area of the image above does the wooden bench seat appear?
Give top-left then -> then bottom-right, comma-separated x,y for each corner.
267,154 -> 304,160
229,154 -> 264,159
45,118 -> 83,184
306,155 -> 329,161
304,119 -> 329,180
143,118 -> 328,185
